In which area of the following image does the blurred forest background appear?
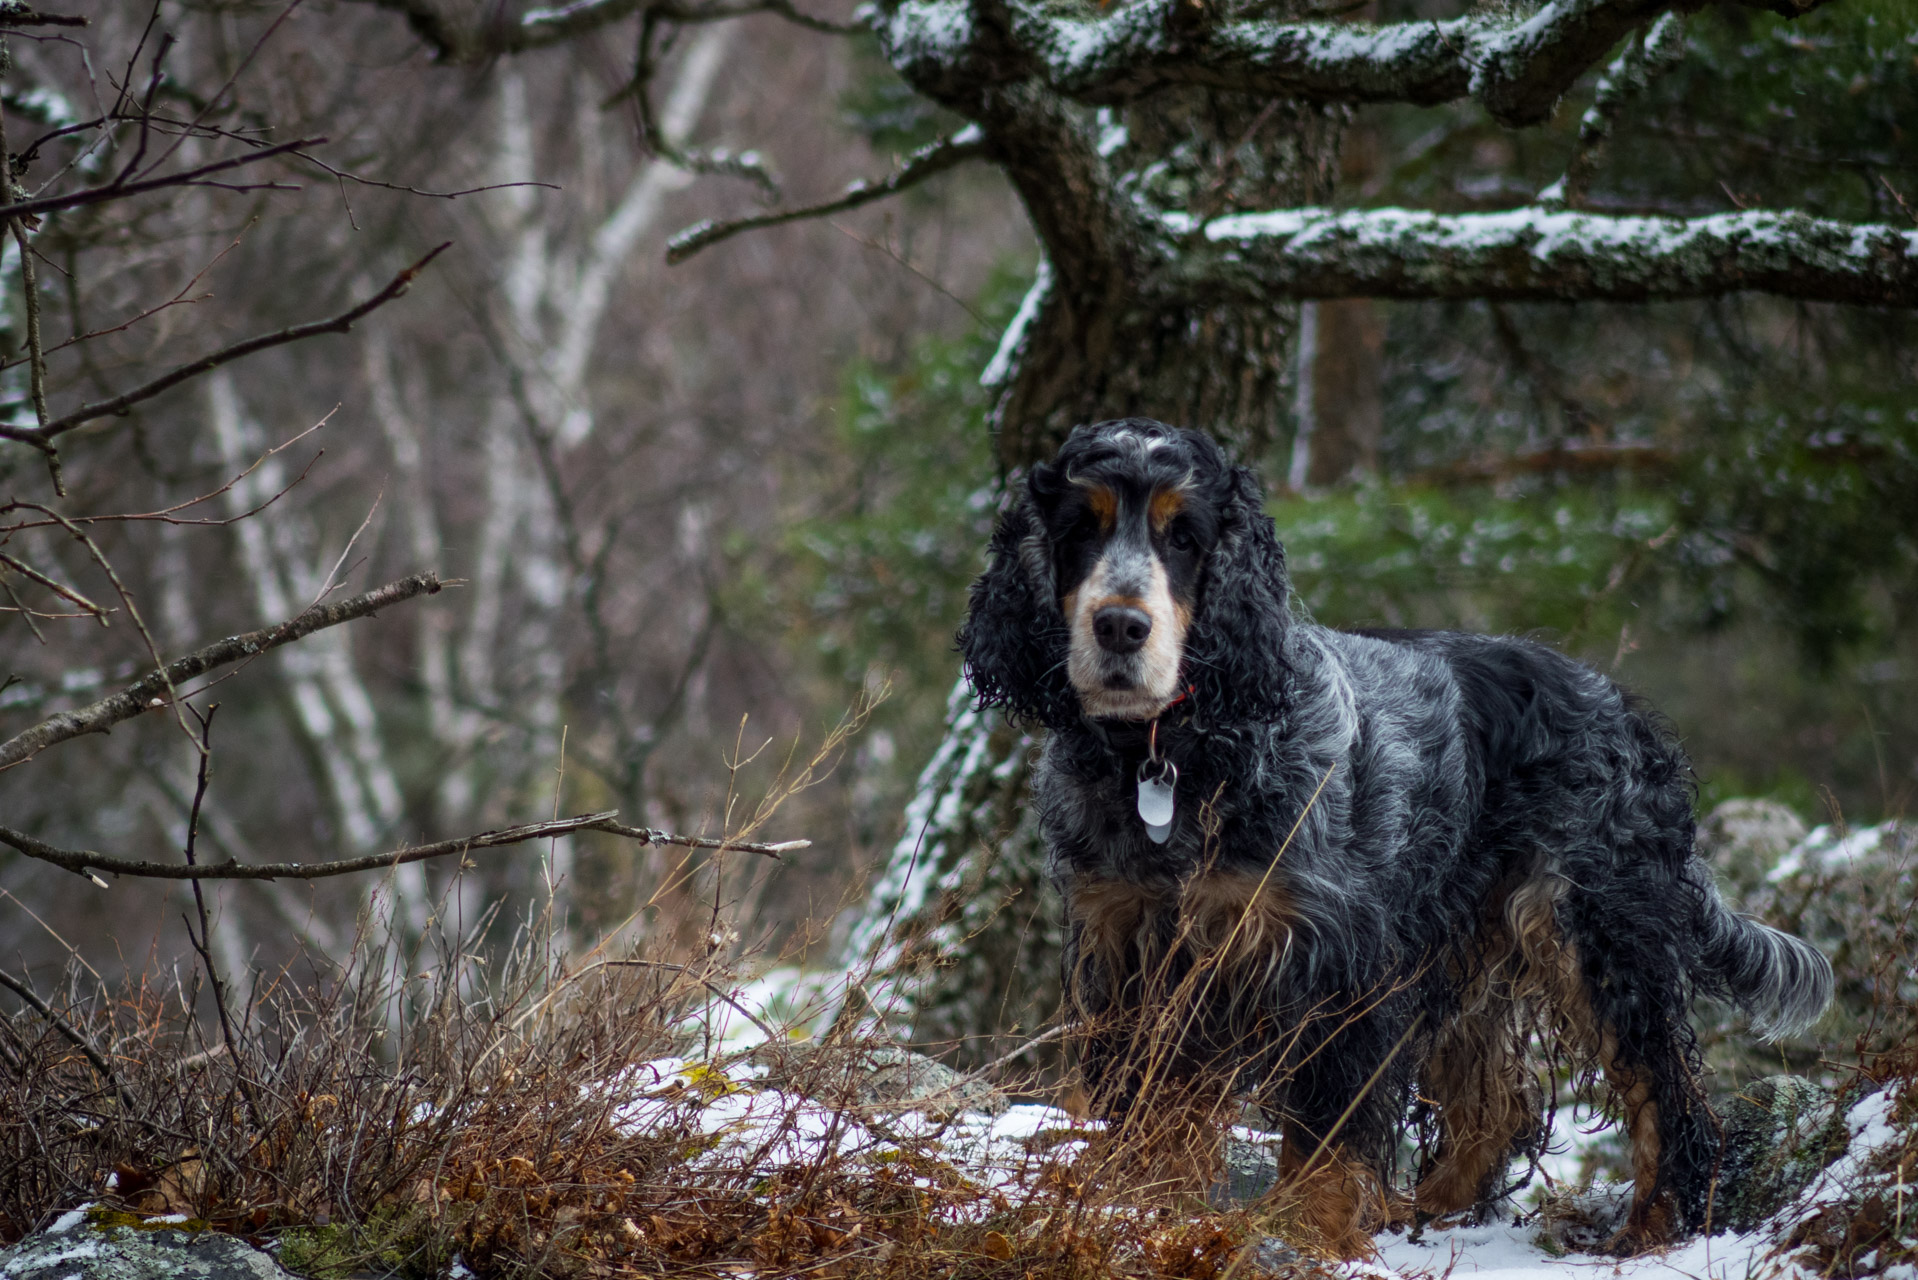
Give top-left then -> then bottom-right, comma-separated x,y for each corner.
0,0 -> 1913,997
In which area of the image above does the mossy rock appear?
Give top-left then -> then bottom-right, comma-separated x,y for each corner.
1716,1074 -> 1846,1232
0,1207 -> 296,1279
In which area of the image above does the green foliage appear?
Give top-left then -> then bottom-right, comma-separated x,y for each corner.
840,34 -> 964,157
1616,0 -> 1918,221
275,1210 -> 454,1280
1276,484 -> 1669,639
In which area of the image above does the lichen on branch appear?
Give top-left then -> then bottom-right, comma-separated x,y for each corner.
1164,205 -> 1918,306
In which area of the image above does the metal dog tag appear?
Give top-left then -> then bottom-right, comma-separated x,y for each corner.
1137,761 -> 1177,844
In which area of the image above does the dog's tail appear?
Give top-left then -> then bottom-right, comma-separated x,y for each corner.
1694,869 -> 1833,1041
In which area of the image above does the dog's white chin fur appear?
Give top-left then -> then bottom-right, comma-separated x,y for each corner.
1076,683 -> 1179,720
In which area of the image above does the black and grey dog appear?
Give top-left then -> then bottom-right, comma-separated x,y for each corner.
957,418 -> 1831,1255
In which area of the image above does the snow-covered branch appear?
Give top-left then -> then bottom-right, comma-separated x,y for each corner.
366,0 -> 848,62
1168,205 -> 1918,306
880,0 -> 1830,127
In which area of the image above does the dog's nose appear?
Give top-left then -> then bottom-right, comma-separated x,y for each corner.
1093,605 -> 1152,655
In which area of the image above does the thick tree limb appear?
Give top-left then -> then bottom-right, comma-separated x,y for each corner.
667,126 -> 988,264
368,0 -> 848,61
0,244 -> 449,449
0,572 -> 444,770
1167,206 -> 1918,305
0,811 -> 808,882
880,0 -> 1831,127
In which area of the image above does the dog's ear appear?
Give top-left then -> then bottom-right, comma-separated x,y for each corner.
1184,465 -> 1293,726
957,468 -> 1076,728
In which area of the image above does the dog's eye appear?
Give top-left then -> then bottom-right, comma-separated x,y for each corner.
1167,527 -> 1196,553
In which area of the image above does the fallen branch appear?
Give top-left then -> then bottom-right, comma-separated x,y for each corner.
0,810 -> 808,883
0,571 -> 444,770
0,243 -> 450,449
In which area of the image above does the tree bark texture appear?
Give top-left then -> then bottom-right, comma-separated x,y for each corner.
844,12 -> 1348,1061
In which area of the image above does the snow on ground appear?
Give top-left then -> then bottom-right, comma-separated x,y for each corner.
594,1038 -> 1911,1280
1374,1218 -> 1787,1280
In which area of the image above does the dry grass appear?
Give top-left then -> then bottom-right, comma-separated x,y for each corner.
0,910 -> 1347,1280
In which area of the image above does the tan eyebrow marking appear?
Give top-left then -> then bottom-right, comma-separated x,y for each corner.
1086,485 -> 1118,534
1149,486 -> 1186,533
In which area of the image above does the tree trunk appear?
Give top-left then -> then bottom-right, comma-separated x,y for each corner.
839,74 -> 1346,1064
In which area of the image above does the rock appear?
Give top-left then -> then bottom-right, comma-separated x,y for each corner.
0,1207 -> 297,1279
1210,1133 -> 1282,1207
1534,1182 -> 1633,1254
1716,1074 -> 1844,1231
748,1042 -> 1009,1117
1697,798 -> 1808,899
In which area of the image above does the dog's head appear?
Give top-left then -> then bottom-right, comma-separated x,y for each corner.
958,418 -> 1293,729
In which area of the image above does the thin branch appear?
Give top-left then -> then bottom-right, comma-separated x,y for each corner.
0,966 -> 121,1093
0,810 -> 808,882
0,243 -> 448,447
590,819 -> 808,859
0,134 -> 320,226
1172,205 -> 1918,306
0,551 -> 107,619
179,703 -> 254,1103
0,571 -> 444,770
667,126 -> 987,264
599,959 -> 781,1043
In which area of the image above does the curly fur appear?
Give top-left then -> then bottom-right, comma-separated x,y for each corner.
958,419 -> 1833,1254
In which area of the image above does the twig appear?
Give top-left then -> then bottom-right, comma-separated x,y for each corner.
0,809 -> 808,883
0,965 -> 122,1095
0,135 -> 320,226
595,959 -> 782,1044
973,1022 -> 1072,1078
8,223 -> 52,488
0,96 -> 64,496
593,818 -> 807,859
666,127 -> 987,264
0,570 -> 444,769
0,242 -> 448,447
0,551 -> 106,619
178,703 -> 255,1116
829,220 -> 985,325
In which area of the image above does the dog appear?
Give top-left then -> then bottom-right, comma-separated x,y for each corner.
956,418 -> 1832,1257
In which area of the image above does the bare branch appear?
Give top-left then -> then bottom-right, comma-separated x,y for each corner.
667,126 -> 988,264
0,571 -> 444,770
0,967 -> 121,1092
0,811 -> 808,882
1169,205 -> 1918,306
0,135 -> 320,226
0,6 -> 87,28
880,0 -> 1831,128
593,818 -> 808,859
0,243 -> 449,449
0,552 -> 107,619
